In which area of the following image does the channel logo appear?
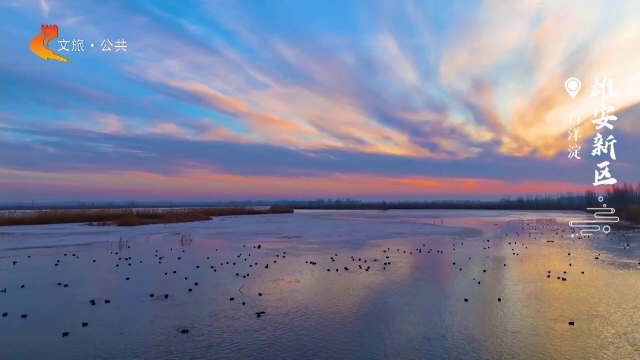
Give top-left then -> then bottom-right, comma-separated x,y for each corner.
29,24 -> 70,63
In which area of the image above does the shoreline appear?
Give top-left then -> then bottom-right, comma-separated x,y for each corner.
0,206 -> 637,227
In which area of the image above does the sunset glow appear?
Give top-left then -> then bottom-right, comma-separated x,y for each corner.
1,0 -> 639,201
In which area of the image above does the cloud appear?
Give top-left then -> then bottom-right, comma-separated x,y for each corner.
1,0 -> 639,200
39,0 -> 49,17
9,0 -> 639,162
436,0 -> 640,158
2,120 -> 639,184
0,166 -> 590,202
372,33 -> 420,88
93,113 -> 123,133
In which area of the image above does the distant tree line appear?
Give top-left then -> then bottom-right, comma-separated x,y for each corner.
268,184 -> 640,223
270,183 -> 640,211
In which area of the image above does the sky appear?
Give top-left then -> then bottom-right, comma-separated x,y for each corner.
0,0 -> 639,202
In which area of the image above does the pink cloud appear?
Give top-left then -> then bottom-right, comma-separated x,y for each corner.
0,168 -> 589,202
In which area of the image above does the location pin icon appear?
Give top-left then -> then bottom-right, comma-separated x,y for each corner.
565,78 -> 581,99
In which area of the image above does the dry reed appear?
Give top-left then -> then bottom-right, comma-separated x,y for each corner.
0,207 -> 293,227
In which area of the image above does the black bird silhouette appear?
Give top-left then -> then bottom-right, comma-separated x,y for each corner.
21,314 -> 28,318
62,332 -> 70,337
82,322 -> 88,327
181,329 -> 189,334
1,312 -> 7,317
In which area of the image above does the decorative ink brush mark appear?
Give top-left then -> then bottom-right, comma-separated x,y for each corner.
569,196 -> 619,236
30,25 -> 70,63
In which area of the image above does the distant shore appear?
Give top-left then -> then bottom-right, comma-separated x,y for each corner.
0,207 -> 293,227
2,182 -> 639,226
1,205 -> 638,226
0,203 -> 619,211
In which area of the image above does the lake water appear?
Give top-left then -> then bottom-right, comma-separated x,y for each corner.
1,210 -> 639,360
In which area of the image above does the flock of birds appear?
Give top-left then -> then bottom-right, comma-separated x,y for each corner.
1,218 -> 638,339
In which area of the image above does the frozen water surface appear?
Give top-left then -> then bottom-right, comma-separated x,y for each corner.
0,210 -> 639,360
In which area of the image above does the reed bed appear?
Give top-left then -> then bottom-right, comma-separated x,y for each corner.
0,206 -> 294,227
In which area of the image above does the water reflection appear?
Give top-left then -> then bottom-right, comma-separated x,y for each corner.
0,210 -> 638,359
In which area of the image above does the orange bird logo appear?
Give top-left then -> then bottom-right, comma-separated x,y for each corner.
30,24 -> 70,63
